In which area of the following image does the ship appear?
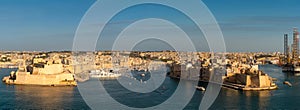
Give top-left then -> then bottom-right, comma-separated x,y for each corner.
282,64 -> 300,73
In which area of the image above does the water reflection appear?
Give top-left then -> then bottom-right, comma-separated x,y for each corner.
213,88 -> 272,109
14,86 -> 76,109
245,90 -> 271,109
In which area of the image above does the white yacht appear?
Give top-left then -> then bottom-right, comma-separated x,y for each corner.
89,69 -> 121,79
195,86 -> 206,91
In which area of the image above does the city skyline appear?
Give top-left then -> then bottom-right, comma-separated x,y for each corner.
0,0 -> 300,52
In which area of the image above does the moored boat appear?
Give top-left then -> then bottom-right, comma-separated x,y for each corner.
89,69 -> 121,79
283,81 -> 292,87
195,86 -> 206,91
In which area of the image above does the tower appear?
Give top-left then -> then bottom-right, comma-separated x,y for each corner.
292,28 -> 299,65
284,34 -> 289,64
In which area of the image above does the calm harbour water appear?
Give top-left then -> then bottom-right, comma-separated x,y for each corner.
1,65 -> 300,109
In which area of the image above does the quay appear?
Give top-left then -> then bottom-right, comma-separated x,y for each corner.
222,82 -> 277,91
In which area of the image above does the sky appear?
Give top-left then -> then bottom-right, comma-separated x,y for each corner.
0,0 -> 300,52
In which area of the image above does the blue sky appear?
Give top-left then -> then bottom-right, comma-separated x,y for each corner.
0,0 -> 299,52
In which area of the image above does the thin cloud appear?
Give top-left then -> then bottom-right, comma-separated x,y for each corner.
219,16 -> 300,32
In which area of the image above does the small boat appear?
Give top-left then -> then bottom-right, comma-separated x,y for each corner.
283,81 -> 292,87
195,86 -> 206,91
2,76 -> 10,82
141,73 -> 145,77
272,78 -> 278,81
